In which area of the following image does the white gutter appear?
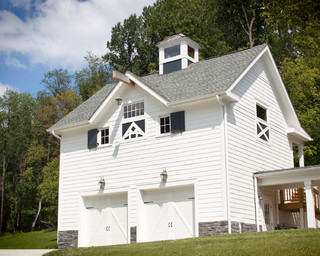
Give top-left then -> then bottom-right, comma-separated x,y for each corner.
216,95 -> 231,234
51,130 -> 62,140
168,91 -> 239,107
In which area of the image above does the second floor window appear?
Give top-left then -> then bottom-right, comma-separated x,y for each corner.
256,103 -> 269,142
160,115 -> 170,134
124,102 -> 144,119
100,128 -> 109,145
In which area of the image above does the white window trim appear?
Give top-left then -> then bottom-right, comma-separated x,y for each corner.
98,127 -> 111,148
157,114 -> 171,137
255,101 -> 270,143
123,99 -> 145,121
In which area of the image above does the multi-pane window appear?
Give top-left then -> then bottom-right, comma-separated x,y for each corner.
100,128 -> 109,145
256,104 -> 269,142
124,102 -> 144,119
160,115 -> 170,134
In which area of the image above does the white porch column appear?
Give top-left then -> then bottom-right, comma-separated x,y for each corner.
298,144 -> 305,167
299,208 -> 305,228
304,180 -> 316,228
254,177 -> 260,231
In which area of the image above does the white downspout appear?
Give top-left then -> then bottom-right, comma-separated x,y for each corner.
51,130 -> 62,140
216,95 -> 231,234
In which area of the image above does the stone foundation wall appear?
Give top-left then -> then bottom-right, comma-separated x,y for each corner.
58,230 -> 78,249
199,221 -> 257,236
130,226 -> 137,243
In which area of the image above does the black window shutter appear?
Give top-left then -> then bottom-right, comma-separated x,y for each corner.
88,129 -> 99,149
170,111 -> 185,133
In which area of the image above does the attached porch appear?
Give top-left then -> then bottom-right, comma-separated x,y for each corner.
254,165 -> 320,231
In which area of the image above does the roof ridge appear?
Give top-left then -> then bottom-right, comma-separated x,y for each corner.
140,44 -> 268,78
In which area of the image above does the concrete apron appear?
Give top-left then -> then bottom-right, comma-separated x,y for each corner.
0,249 -> 57,256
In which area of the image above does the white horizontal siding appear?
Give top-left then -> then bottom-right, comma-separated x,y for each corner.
58,87 -> 225,231
228,59 -> 293,224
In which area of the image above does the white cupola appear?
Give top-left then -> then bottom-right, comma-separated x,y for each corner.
157,34 -> 200,75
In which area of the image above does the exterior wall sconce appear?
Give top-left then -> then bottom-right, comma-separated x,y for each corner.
98,177 -> 105,189
160,168 -> 168,182
258,195 -> 263,201
116,97 -> 122,105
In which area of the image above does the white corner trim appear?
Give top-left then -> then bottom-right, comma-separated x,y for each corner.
125,71 -> 168,106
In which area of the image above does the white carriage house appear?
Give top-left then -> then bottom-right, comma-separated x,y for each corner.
48,34 -> 320,249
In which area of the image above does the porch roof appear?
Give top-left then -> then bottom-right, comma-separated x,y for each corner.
253,165 -> 320,190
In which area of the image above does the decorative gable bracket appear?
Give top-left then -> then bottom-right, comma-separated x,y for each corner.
113,70 -> 135,87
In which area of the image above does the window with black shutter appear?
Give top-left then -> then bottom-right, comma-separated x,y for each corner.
88,129 -> 99,149
170,111 -> 185,133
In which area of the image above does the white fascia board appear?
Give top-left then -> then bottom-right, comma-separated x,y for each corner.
263,48 -> 302,129
125,71 -> 168,106
168,91 -> 223,106
254,166 -> 320,187
89,81 -> 124,124
47,119 -> 90,134
167,91 -> 239,107
227,45 -> 268,93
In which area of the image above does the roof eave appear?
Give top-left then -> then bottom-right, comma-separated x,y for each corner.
287,127 -> 312,143
46,119 -> 90,133
167,91 -> 239,106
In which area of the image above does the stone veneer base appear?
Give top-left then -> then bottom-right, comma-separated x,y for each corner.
199,221 -> 257,236
58,222 -> 258,248
58,230 -> 78,249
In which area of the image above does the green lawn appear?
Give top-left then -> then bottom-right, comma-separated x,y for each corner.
46,228 -> 320,256
0,229 -> 57,249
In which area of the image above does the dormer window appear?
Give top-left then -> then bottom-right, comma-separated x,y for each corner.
165,45 -> 180,59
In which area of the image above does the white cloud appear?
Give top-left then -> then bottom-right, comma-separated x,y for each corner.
0,82 -> 18,96
0,0 -> 155,71
5,55 -> 27,69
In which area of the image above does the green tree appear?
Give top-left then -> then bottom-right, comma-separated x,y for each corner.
41,69 -> 73,97
0,91 -> 36,232
75,52 -> 113,101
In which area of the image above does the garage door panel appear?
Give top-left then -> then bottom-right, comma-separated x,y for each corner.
141,186 -> 195,242
110,208 -> 127,245
86,209 -> 108,246
81,193 -> 128,247
173,202 -> 194,239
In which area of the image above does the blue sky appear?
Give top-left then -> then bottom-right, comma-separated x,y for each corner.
0,0 -> 155,96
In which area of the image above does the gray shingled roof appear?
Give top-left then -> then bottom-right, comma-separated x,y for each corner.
48,83 -> 116,131
49,44 -> 267,131
138,44 -> 267,102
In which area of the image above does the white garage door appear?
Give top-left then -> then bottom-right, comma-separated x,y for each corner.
82,193 -> 128,247
141,186 -> 195,242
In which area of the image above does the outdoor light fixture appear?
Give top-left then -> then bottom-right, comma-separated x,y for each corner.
258,195 -> 263,201
160,168 -> 168,182
98,177 -> 105,189
115,97 -> 122,105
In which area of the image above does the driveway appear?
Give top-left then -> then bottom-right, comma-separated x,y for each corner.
0,250 -> 56,256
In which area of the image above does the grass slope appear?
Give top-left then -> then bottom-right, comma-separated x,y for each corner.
46,228 -> 320,256
0,229 -> 57,249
